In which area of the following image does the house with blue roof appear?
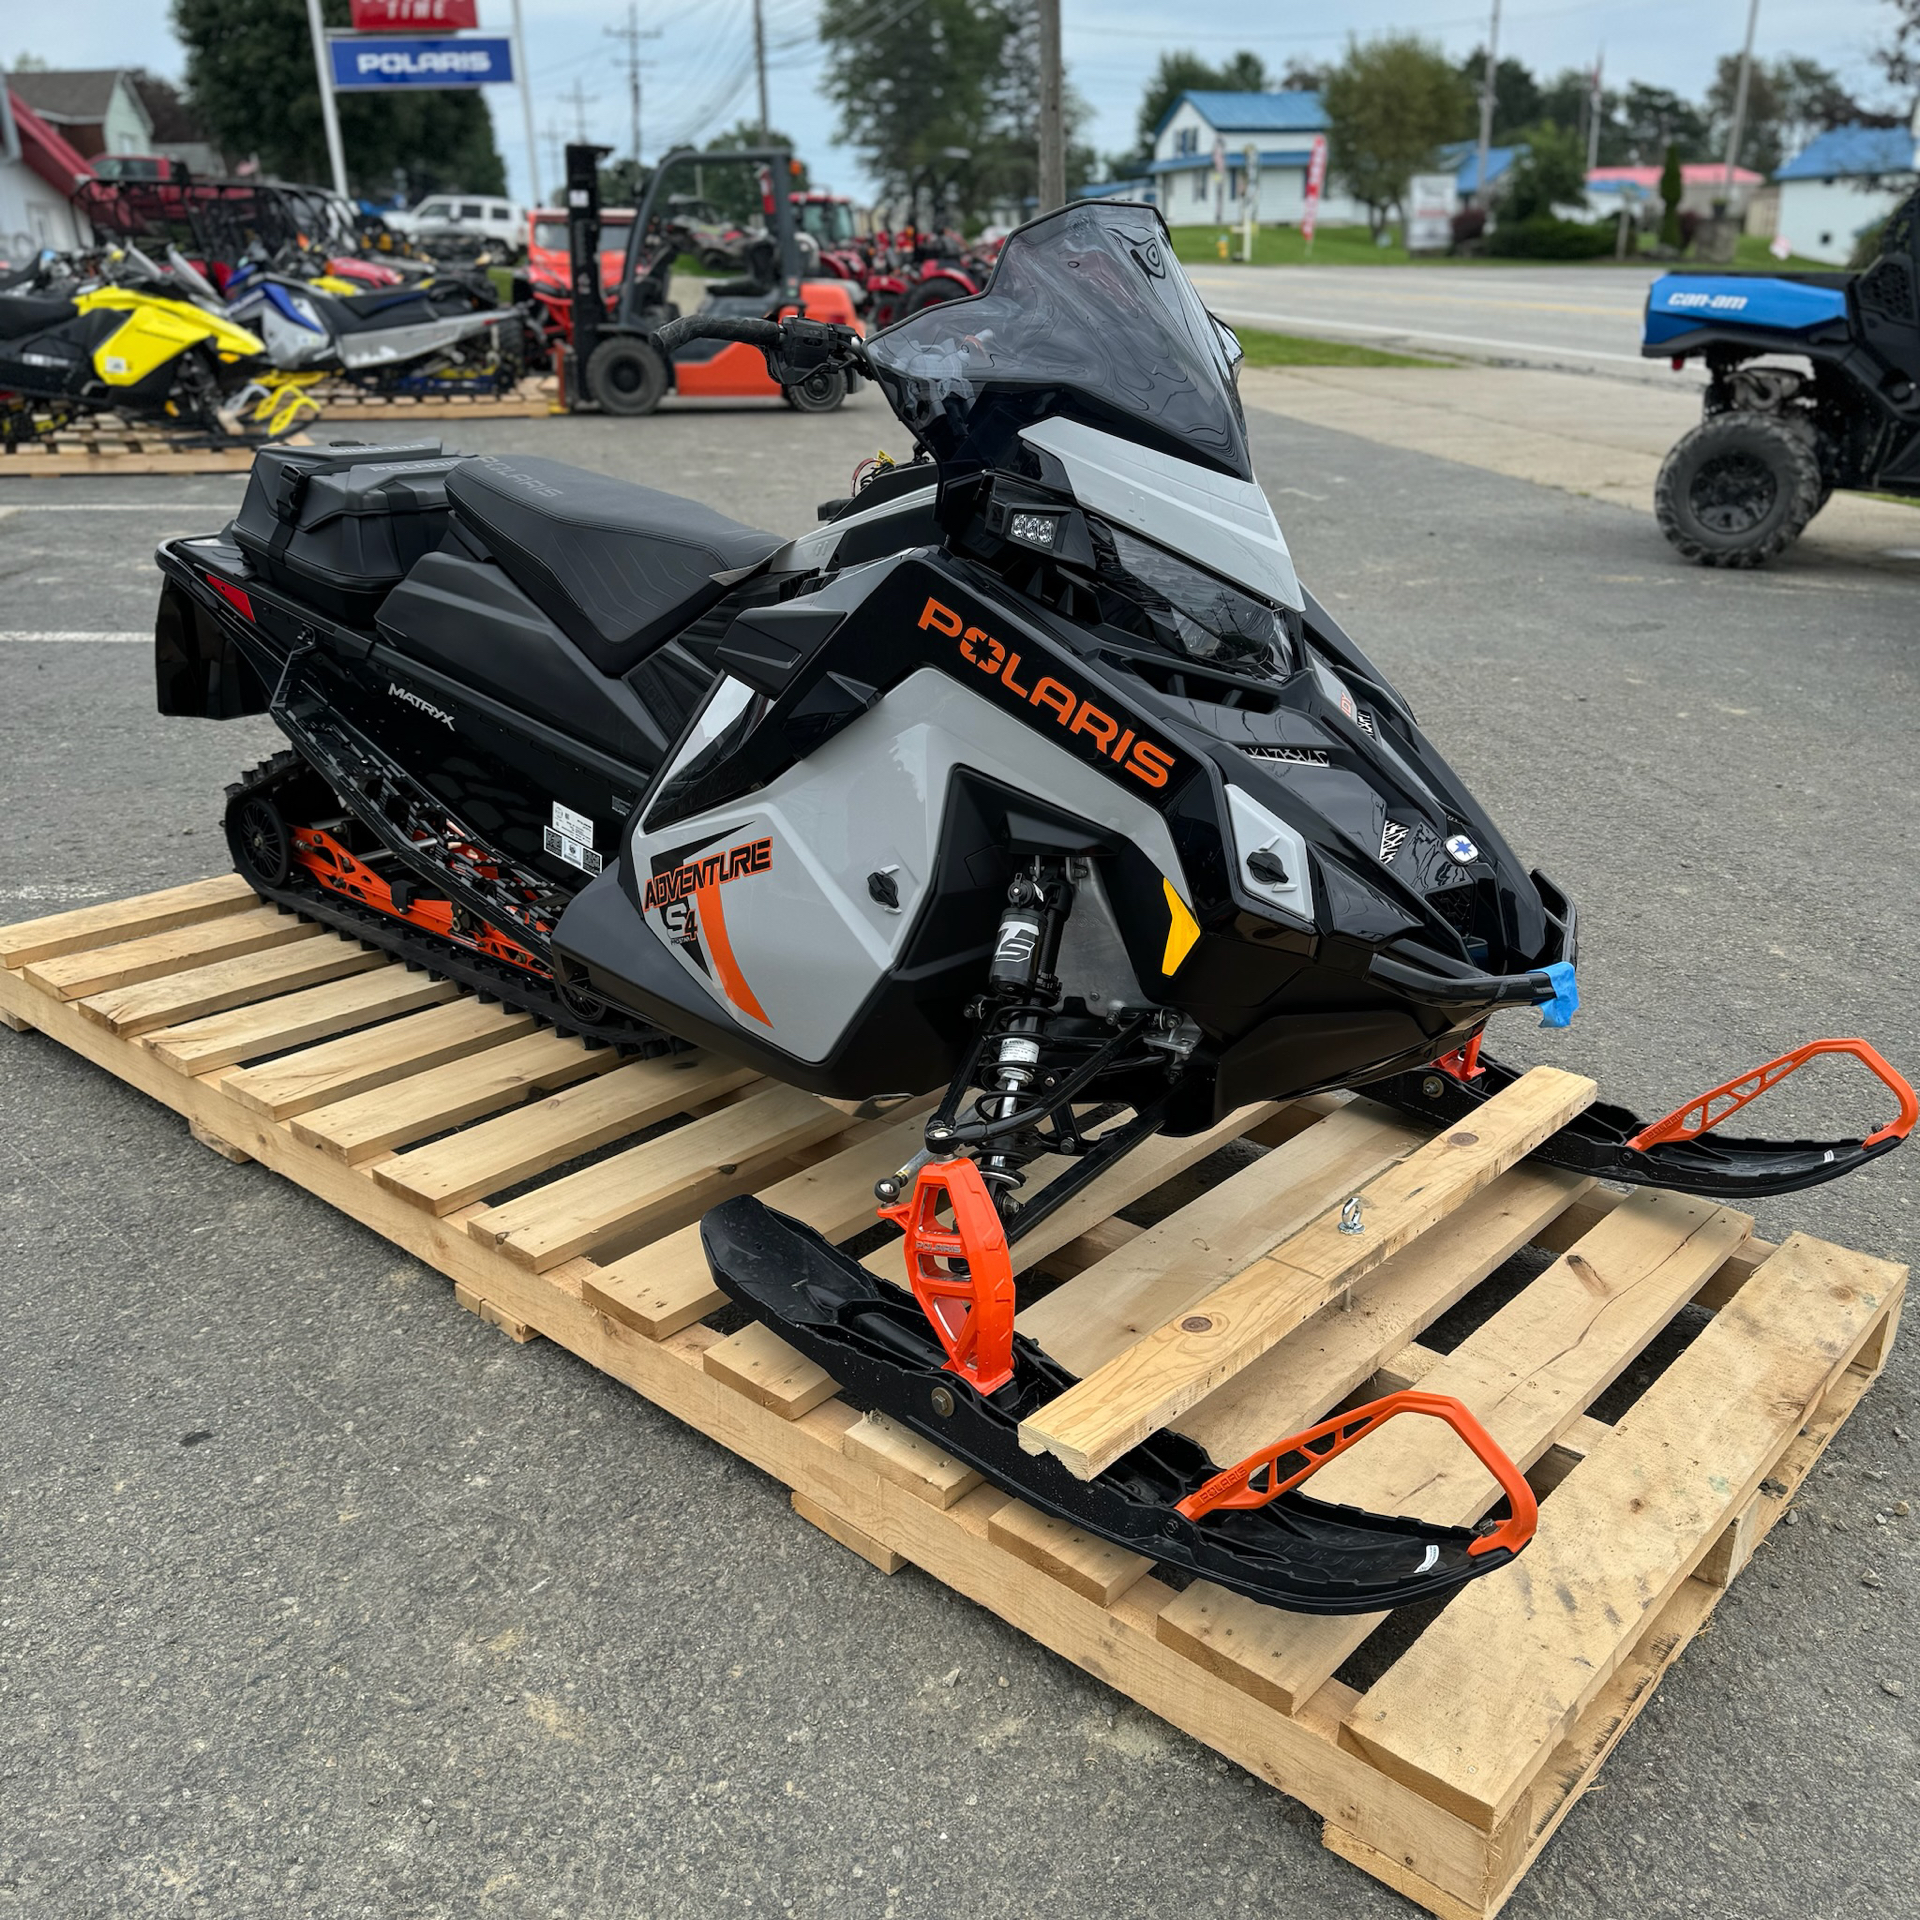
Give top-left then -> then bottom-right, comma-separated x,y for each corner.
1078,89 -> 1369,226
1774,118 -> 1917,264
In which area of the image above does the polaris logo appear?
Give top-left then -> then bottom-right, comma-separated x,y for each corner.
388,681 -> 454,728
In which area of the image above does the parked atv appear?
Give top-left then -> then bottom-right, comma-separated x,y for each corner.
1643,185 -> 1920,565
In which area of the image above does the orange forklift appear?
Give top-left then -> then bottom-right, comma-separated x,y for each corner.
562,141 -> 863,416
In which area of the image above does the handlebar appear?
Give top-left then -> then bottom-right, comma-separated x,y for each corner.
652,314 -> 783,355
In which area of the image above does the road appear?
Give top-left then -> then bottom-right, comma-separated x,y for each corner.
1189,261 -> 1699,381
2,394 -> 1916,1920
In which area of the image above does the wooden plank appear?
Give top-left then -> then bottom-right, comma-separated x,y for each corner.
1342,1231 -> 1907,1833
22,905 -> 316,1001
862,1102 -> 1285,1291
704,1320 -> 839,1418
289,1030 -> 614,1162
188,1117 -> 252,1163
986,1500 -> 1153,1607
373,1053 -> 759,1214
470,1081 -> 854,1271
225,996 -> 536,1120
1174,1186 -> 1752,1719
1016,1102 -> 1425,1375
1017,1067 -> 1598,1481
842,1410 -> 983,1509
1176,1165 -> 1592,1465
453,1280 -> 538,1344
76,934 -> 383,1038
142,966 -> 455,1075
0,874 -> 257,969
791,1491 -> 907,1574
584,1110 -> 932,1338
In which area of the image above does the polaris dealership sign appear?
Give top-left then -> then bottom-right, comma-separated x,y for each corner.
328,34 -> 514,89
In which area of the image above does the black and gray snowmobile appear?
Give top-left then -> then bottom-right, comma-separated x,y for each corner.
151,201 -> 1914,1615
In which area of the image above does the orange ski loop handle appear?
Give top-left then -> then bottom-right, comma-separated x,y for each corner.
1173,1389 -> 1538,1558
1624,1037 -> 1919,1153
876,1157 -> 1017,1395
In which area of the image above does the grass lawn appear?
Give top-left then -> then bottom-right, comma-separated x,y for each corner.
1168,224 -> 1839,274
1233,325 -> 1436,368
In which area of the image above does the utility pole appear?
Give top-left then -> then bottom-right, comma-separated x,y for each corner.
1586,46 -> 1604,174
752,0 -> 771,139
1473,0 -> 1501,210
1037,0 -> 1064,213
511,0 -> 542,207
605,3 -> 662,166
563,78 -> 597,145
1722,0 -> 1762,200
303,0 -> 349,200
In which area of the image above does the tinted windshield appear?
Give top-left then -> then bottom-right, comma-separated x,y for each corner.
865,200 -> 1249,480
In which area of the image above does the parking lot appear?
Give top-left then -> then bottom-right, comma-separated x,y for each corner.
3,381 -> 1918,1920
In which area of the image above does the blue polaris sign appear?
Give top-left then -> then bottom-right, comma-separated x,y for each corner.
330,35 -> 514,90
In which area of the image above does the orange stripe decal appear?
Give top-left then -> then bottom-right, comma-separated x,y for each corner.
694,879 -> 771,1025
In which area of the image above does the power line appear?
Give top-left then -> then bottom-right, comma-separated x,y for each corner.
561,77 -> 599,145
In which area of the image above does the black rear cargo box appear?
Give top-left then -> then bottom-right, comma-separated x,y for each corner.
231,439 -> 464,626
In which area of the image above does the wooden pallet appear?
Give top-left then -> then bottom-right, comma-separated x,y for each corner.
309,375 -> 558,421
0,875 -> 1905,1919
0,421 -> 303,476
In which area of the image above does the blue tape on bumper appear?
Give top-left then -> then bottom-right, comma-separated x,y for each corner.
1538,960 -> 1579,1029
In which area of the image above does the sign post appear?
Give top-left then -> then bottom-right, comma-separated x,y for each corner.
1241,142 -> 1260,263
305,0 -> 351,199
1302,133 -> 1328,258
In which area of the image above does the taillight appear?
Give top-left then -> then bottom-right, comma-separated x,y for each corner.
206,574 -> 254,621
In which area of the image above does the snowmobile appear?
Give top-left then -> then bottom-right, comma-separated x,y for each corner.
0,244 -> 304,446
1643,184 -> 1920,565
151,201 -> 1915,1615
220,251 -> 525,396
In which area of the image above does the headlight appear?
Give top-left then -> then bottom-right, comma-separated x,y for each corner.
1089,517 -> 1296,680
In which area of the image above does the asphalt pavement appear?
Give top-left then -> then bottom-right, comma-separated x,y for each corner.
1189,260 -> 1699,381
2,389 -> 1916,1920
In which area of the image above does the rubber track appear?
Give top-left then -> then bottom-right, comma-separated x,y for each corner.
224,753 -> 677,1057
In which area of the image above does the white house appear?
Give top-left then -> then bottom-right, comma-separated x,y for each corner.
1130,90 -> 1369,227
6,69 -> 154,163
0,82 -> 94,265
1774,117 -> 1918,264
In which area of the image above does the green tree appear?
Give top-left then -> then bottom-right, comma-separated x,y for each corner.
1323,35 -> 1473,238
1501,123 -> 1589,222
172,0 -> 503,199
1133,47 -> 1270,157
1458,49 -> 1542,143
1876,0 -> 1920,102
819,0 -> 1086,222
1618,83 -> 1709,164
1772,57 -> 1867,161
1706,53 -> 1787,177
1658,142 -> 1684,247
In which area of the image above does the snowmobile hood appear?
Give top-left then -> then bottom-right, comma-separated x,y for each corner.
865,200 -> 1253,483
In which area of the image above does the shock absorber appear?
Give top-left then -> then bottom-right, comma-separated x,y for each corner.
972,858 -> 1073,1204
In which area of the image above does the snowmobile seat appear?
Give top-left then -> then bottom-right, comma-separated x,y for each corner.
0,295 -> 78,339
443,453 -> 785,675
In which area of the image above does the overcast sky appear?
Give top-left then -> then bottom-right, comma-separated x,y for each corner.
8,0 -> 1904,208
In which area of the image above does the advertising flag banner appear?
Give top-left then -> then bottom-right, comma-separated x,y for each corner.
1302,133 -> 1328,245
330,34 -> 513,88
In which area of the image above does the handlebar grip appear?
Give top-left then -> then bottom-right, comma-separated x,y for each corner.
652,315 -> 783,356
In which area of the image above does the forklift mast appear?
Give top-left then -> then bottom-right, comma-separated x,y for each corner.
564,142 -> 613,374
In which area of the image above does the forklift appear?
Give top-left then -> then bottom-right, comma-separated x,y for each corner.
562,142 -> 863,416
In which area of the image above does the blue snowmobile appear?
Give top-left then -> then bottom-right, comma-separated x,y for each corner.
1642,185 -> 1920,565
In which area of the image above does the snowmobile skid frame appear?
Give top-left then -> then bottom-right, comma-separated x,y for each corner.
1,874 -> 1908,1920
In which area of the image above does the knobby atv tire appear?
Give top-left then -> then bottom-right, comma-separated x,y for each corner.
588,336 -> 669,416
1655,411 -> 1823,568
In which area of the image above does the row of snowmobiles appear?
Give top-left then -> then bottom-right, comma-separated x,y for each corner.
0,239 -> 525,448
150,201 -> 1915,1616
